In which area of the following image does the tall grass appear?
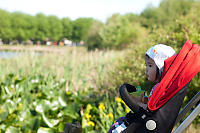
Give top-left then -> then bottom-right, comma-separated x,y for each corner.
0,45 -> 123,92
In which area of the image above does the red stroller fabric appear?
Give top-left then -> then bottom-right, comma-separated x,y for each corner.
148,40 -> 200,111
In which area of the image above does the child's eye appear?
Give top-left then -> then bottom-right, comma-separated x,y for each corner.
149,65 -> 152,67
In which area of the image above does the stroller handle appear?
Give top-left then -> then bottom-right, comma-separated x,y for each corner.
119,83 -> 141,113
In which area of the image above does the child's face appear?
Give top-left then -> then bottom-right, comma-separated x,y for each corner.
145,55 -> 158,82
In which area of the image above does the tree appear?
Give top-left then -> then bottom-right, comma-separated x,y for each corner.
100,14 -> 145,49
85,20 -> 104,50
62,17 -> 73,40
140,7 -> 164,28
71,18 -> 94,43
35,13 -> 50,42
47,15 -> 63,41
22,14 -> 37,42
140,0 -> 195,29
0,9 -> 13,43
10,12 -> 38,42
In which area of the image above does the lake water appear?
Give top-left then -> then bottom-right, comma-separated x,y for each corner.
0,51 -> 19,58
0,51 -> 43,58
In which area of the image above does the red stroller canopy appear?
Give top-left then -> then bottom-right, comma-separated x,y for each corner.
148,40 -> 200,111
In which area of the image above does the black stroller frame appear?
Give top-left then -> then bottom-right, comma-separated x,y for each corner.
119,83 -> 200,133
173,90 -> 200,133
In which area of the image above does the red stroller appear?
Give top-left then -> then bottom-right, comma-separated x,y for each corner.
118,40 -> 200,133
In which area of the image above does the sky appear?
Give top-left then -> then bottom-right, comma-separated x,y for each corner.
0,0 -> 161,22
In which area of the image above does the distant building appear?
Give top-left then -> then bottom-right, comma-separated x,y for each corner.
63,38 -> 72,46
46,41 -> 52,46
0,39 -> 3,45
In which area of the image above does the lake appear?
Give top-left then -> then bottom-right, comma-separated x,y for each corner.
0,51 -> 19,58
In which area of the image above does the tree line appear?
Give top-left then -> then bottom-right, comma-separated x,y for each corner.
0,0 -> 198,49
0,10 -> 94,44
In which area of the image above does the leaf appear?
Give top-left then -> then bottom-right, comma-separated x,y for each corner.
4,86 -> 12,97
42,113 -> 59,128
34,100 -> 51,113
28,117 -> 40,131
49,100 -> 60,111
58,96 -> 67,107
0,111 -> 8,122
0,124 -> 6,130
63,105 -> 79,119
37,127 -> 55,133
5,99 -> 17,114
5,126 -> 20,133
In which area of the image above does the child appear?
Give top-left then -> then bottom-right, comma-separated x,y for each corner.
108,44 -> 176,133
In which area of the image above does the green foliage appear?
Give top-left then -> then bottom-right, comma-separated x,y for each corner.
106,44 -> 154,93
10,12 -> 36,42
0,9 -> 13,43
0,73 -> 129,133
47,15 -> 63,41
148,0 -> 200,48
100,14 -> 145,49
35,13 -> 50,42
86,20 -> 104,50
62,18 -> 73,40
140,6 -> 164,28
0,10 -> 94,44
71,18 -> 94,43
140,0 -> 195,29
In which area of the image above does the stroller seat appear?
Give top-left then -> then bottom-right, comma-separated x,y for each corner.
119,40 -> 200,133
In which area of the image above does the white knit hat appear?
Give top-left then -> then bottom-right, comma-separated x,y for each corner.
146,44 -> 176,74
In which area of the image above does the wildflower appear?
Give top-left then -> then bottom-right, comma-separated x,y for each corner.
121,100 -> 126,105
61,78 -> 65,82
124,103 -> 130,113
98,103 -> 105,111
31,79 -> 39,83
85,113 -> 92,120
108,112 -> 114,120
115,97 -> 122,103
0,109 -> 3,113
66,91 -> 71,95
55,82 -> 59,86
11,84 -> 15,88
88,121 -> 95,127
17,103 -> 23,111
125,106 -> 130,113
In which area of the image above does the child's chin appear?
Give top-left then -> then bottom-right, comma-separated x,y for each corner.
148,78 -> 154,82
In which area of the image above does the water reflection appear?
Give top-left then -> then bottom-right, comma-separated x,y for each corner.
0,51 -> 19,58
0,51 -> 43,58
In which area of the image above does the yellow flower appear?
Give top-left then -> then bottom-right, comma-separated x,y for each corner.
115,97 -> 122,103
0,109 -> 3,113
98,103 -> 105,111
88,121 -> 95,127
124,104 -> 130,113
121,100 -> 126,105
125,107 -> 130,113
17,103 -> 23,111
85,113 -> 92,120
107,112 -> 114,120
66,91 -> 71,95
